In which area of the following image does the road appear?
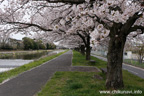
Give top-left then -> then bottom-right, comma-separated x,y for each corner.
0,51 -> 73,96
91,54 -> 144,79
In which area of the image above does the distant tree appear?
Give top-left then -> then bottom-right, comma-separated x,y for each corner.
33,41 -> 39,50
137,45 -> 144,64
0,44 -> 13,50
22,37 -> 34,50
39,44 -> 46,49
46,43 -> 49,49
46,43 -> 56,49
34,40 -> 46,50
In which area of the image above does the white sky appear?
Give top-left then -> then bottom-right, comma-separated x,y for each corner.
10,33 -> 26,40
10,32 -> 34,40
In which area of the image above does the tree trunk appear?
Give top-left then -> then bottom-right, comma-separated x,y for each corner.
138,57 -> 143,64
85,35 -> 91,60
86,45 -> 91,60
138,51 -> 144,64
80,45 -> 85,55
106,33 -> 126,89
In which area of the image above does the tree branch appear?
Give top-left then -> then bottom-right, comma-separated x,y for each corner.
121,12 -> 143,35
129,25 -> 144,37
94,15 -> 111,29
77,31 -> 87,45
5,21 -> 53,32
32,0 -> 85,4
130,25 -> 144,32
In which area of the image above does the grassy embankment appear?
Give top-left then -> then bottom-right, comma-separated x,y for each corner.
0,50 -> 68,83
37,51 -> 144,96
124,59 -> 144,69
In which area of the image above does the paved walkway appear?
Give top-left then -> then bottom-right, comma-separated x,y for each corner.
0,51 -> 99,96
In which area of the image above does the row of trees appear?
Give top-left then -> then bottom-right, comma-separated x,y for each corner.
0,37 -> 56,50
23,37 -> 45,50
0,38 -> 23,50
22,37 -> 56,50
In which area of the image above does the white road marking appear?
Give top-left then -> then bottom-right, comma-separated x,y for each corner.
123,68 -> 138,75
123,63 -> 144,71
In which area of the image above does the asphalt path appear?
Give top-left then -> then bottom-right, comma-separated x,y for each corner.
92,54 -> 144,79
0,51 -> 73,96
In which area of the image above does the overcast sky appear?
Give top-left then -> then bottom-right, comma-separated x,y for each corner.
10,33 -> 26,40
10,32 -> 35,40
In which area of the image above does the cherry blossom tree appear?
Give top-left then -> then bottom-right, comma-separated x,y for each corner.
87,0 -> 144,89
65,15 -> 95,60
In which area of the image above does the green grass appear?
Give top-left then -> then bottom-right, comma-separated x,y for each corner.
72,51 -> 107,68
124,59 -> 144,69
37,51 -> 144,96
37,72 -> 144,96
37,72 -> 106,96
0,50 -> 68,83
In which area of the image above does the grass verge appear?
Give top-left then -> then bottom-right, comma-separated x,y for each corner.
0,50 -> 68,83
124,59 -> 144,69
37,51 -> 144,96
37,72 -> 105,96
72,51 -> 107,68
